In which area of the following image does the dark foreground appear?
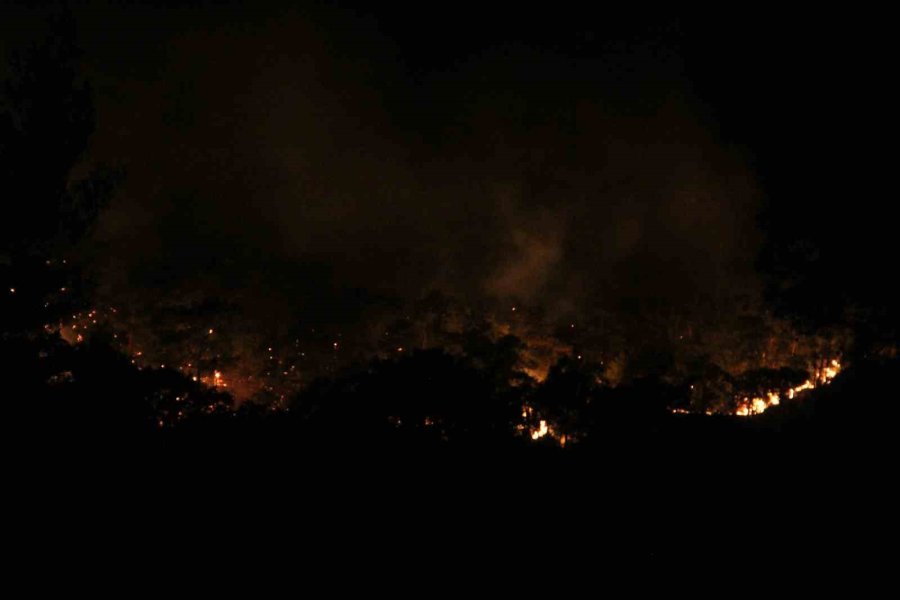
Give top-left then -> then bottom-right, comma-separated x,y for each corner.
5,344 -> 896,569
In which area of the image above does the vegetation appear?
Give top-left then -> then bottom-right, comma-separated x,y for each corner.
2,20 -> 896,472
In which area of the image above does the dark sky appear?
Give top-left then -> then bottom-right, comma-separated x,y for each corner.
4,2 -> 878,332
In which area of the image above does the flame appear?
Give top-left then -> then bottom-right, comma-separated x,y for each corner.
734,359 -> 841,416
531,420 -> 549,440
521,404 -> 567,446
820,359 -> 841,383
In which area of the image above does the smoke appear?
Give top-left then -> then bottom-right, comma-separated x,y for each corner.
80,7 -> 762,339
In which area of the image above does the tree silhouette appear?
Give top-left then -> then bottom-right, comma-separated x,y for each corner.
1,17 -> 118,335
758,182 -> 898,358
736,367 -> 807,400
531,355 -> 605,443
0,17 -> 101,257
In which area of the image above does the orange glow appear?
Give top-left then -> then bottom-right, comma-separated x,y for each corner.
734,359 -> 842,416
212,370 -> 226,388
531,420 -> 550,440
521,403 -> 567,446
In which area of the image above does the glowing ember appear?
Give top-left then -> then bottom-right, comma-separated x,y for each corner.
212,370 -> 225,388
42,288 -> 852,429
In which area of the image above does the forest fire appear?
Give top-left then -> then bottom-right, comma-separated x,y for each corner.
4,16 -> 900,580
734,360 -> 842,416
4,10 -> 898,575
48,294 -> 852,442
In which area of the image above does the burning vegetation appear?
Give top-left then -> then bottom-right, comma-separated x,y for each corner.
2,10 -> 896,458
26,270 -> 853,448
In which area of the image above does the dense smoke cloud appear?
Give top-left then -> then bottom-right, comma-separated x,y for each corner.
64,6 -> 762,335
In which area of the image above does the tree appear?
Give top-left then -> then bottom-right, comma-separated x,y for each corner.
758,186 -> 898,358
0,17 -> 102,257
1,18 -> 118,334
531,355 -> 605,443
736,367 -> 808,401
